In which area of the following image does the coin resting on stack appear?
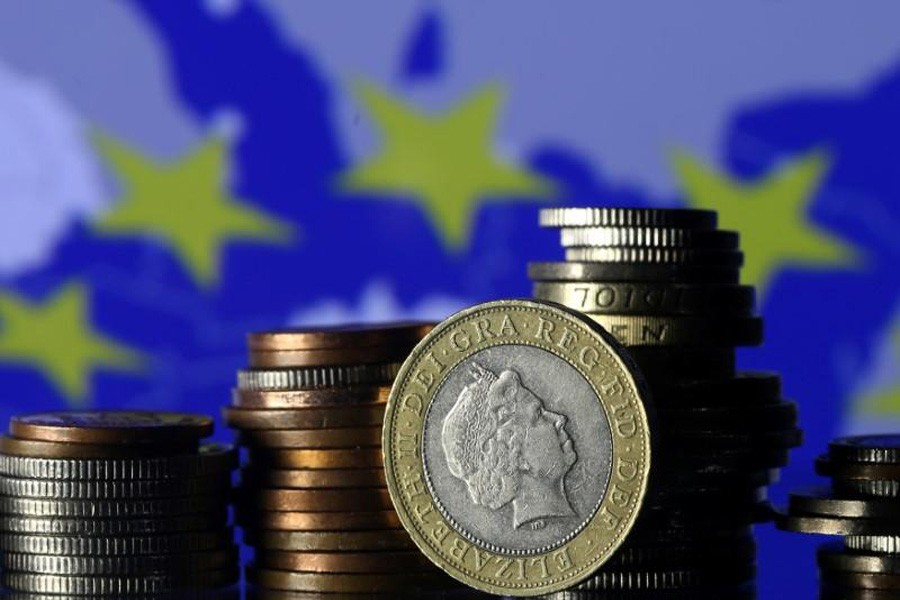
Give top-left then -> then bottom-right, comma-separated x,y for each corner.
0,411 -> 238,597
528,207 -> 802,594
778,435 -> 900,599
225,323 -> 465,595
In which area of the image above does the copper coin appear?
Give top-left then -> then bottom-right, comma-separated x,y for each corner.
246,566 -> 450,593
238,510 -> 401,531
249,346 -> 416,368
223,405 -> 386,430
239,427 -> 382,449
249,448 -> 383,469
247,323 -> 435,352
259,550 -> 433,573
232,387 -> 390,409
10,412 -> 213,445
0,437 -> 195,459
241,467 -> 386,489
244,530 -> 415,552
242,488 -> 393,512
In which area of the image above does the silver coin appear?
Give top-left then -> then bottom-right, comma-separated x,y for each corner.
2,569 -> 238,595
835,479 -> 900,498
564,247 -> 743,266
0,530 -> 232,555
0,494 -> 225,518
0,443 -> 236,480
572,565 -> 756,591
2,547 -> 237,575
846,536 -> 900,554
5,591 -> 241,600
527,261 -> 740,284
559,227 -> 738,249
538,207 -> 717,229
0,475 -> 229,499
0,512 -> 227,535
237,363 -> 401,391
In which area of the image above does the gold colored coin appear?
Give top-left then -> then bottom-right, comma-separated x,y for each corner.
10,412 -> 213,445
241,488 -> 393,512
239,427 -> 381,449
383,300 -> 652,596
232,387 -> 390,409
249,346 -> 414,368
249,448 -> 383,470
586,314 -> 763,347
241,467 -> 386,489
246,567 -> 451,593
245,529 -> 415,551
259,550 -> 433,573
238,509 -> 401,531
223,405 -> 386,430
247,323 -> 435,352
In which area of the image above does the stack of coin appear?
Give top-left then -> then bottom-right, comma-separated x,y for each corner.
226,324 -> 463,596
529,207 -> 801,594
778,434 -> 900,599
0,411 -> 238,597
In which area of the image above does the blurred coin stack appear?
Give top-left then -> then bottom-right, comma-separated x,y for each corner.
530,207 -> 802,595
779,435 -> 900,599
226,324 -> 462,596
0,412 -> 238,597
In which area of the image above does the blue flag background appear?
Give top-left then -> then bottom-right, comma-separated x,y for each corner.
1,2 -> 900,597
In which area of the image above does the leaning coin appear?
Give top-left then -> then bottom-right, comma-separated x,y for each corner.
532,282 -> 755,316
259,550 -> 434,573
0,530 -> 232,555
247,567 -> 452,593
10,411 -> 213,445
586,315 -> 763,347
528,262 -> 740,284
384,300 -> 652,596
0,495 -> 224,518
248,323 -> 435,352
238,510 -> 401,531
558,227 -> 738,249
244,529 -> 415,551
829,435 -> 900,465
249,448 -> 383,469
0,512 -> 227,535
818,542 -> 900,574
0,474 -> 228,499
0,436 -> 196,458
538,207 -> 717,229
0,443 -> 236,480
2,547 -> 237,575
238,426 -> 382,449
232,387 -> 390,409
2,569 -> 238,595
237,364 -> 401,391
564,247 -> 743,267
241,467 -> 386,489
223,405 -> 386,429
241,488 -> 394,512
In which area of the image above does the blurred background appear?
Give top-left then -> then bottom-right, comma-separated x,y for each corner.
0,1 -> 899,597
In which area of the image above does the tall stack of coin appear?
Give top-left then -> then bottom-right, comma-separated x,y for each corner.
226,324 -> 462,596
529,207 -> 801,594
779,434 -> 900,599
0,411 -> 238,597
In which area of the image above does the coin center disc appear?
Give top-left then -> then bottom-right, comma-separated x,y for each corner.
423,344 -> 613,555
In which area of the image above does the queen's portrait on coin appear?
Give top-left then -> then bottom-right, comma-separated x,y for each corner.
442,364 -> 578,530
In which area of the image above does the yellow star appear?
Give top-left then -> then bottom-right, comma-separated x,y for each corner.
672,150 -> 858,295
0,283 -> 143,404
93,134 -> 294,287
339,82 -> 554,250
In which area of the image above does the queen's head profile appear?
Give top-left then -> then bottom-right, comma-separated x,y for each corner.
441,364 -> 578,530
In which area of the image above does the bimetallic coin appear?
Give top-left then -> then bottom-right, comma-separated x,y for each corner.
238,426 -> 382,449
0,495 -> 224,518
238,509 -> 401,531
245,529 -> 415,551
829,435 -> 900,465
0,530 -> 232,555
0,474 -> 229,499
558,227 -> 738,249
223,404 -> 386,429
249,448 -> 383,469
2,547 -> 237,575
586,315 -> 763,347
10,411 -> 213,445
2,569 -> 238,595
538,208 -> 717,229
384,300 -> 652,596
533,282 -> 755,316
259,550 -> 433,573
247,323 -> 435,352
232,387 -> 390,409
564,248 -> 743,267
0,443 -> 236,480
0,512 -> 227,535
528,261 -> 740,284
237,364 -> 401,391
241,488 -> 394,512
246,567 -> 452,593
241,467 -> 385,489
